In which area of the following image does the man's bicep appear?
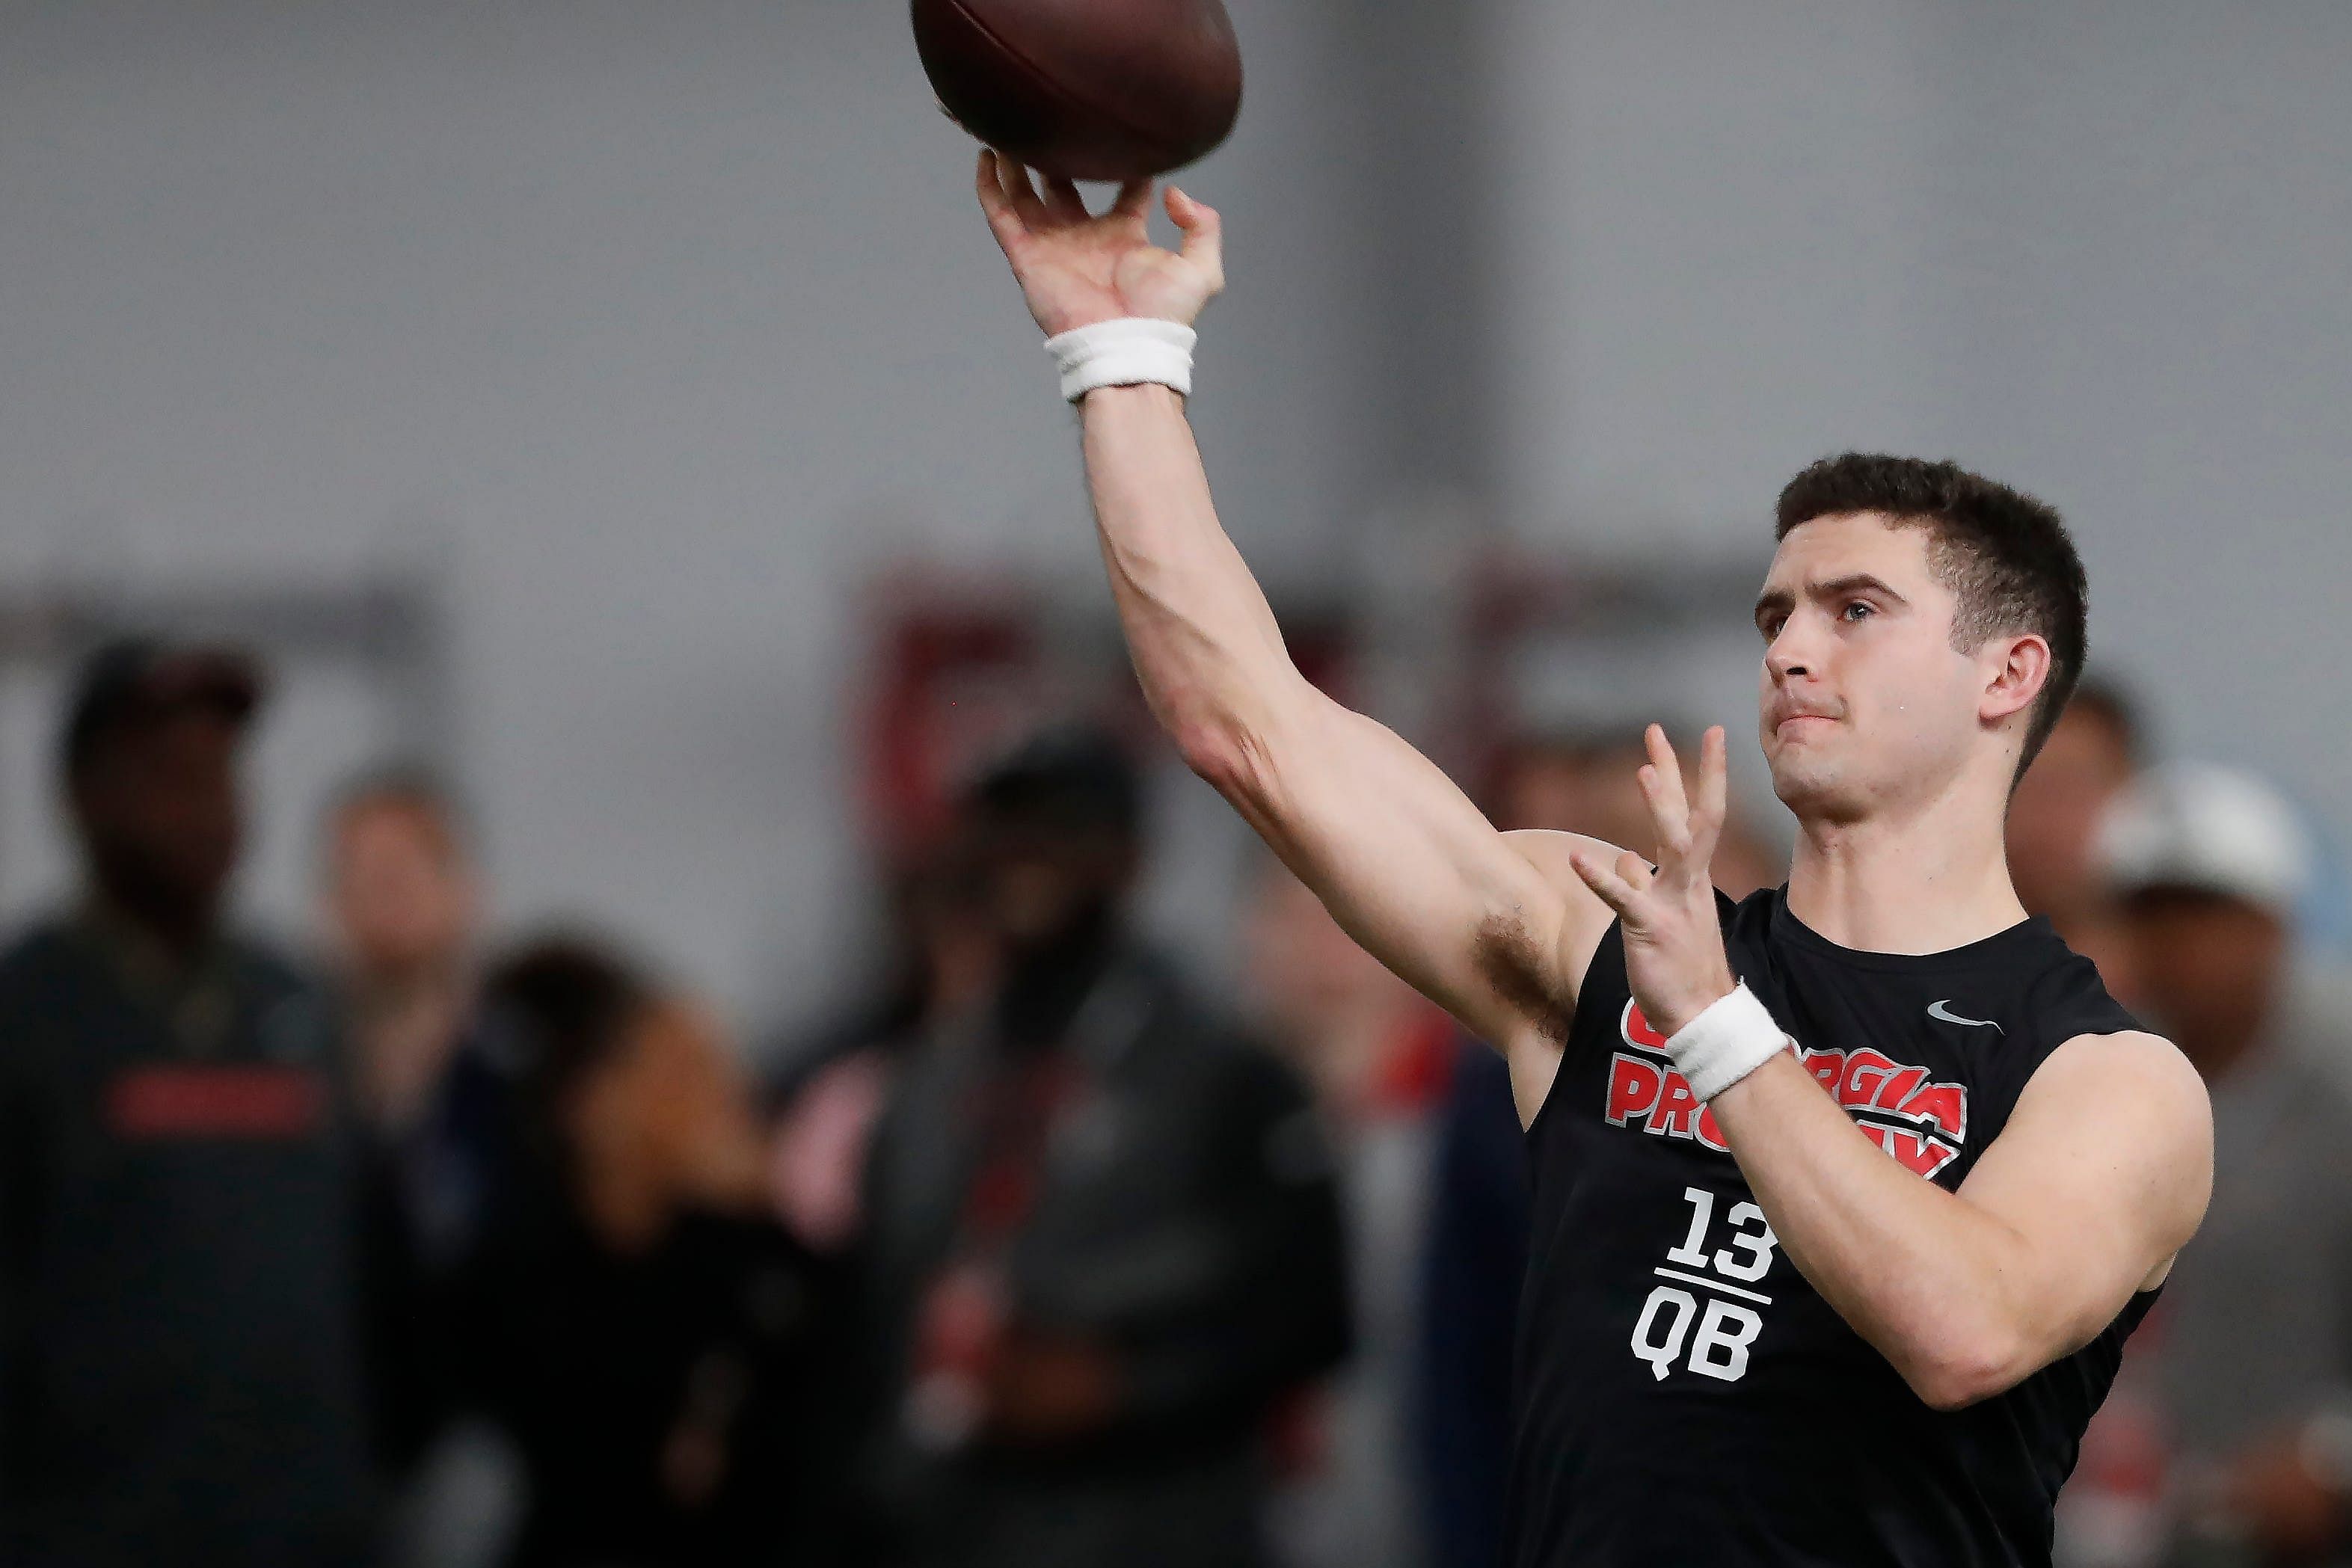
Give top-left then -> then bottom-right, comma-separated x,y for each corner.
1958,1031 -> 2212,1348
1231,697 -> 1611,1049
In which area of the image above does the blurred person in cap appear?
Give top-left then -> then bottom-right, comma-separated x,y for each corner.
1245,857 -> 1455,1568
0,639 -> 375,1566
449,935 -> 838,1568
856,723 -> 1350,1568
2006,677 -> 2145,1005
2057,763 -> 2352,1567
756,841 -> 1004,1568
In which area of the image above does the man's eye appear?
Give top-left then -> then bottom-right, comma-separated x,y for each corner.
1840,601 -> 1874,623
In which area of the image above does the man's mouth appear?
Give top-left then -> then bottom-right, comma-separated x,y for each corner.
1772,710 -> 1838,736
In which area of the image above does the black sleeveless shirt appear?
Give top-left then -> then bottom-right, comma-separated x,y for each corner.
1506,886 -> 2152,1567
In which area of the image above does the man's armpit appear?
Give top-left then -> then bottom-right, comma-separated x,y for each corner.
1487,828 -> 1622,1039
1473,910 -> 1573,1048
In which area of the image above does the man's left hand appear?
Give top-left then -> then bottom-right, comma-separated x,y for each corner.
1568,725 -> 1738,1037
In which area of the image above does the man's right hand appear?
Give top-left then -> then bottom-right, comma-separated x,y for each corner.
974,150 -> 1224,337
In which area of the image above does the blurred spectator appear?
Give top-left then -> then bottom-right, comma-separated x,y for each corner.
757,849 -> 1003,1568
856,725 -> 1350,1568
453,937 -> 836,1568
2058,764 -> 2352,1568
2008,678 -> 2145,1002
767,843 -> 998,1257
1247,858 -> 1456,1568
326,769 -> 487,1141
1493,724 -> 1779,900
0,640 -> 375,1566
1415,1038 -> 1524,1568
321,769 -> 523,1563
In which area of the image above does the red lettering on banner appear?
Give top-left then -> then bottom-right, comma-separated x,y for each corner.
1606,1054 -> 1665,1127
106,1065 -> 326,1140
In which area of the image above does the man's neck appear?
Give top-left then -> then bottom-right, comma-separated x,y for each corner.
80,886 -> 220,977
349,956 -> 475,1131
351,956 -> 471,1021
1786,790 -> 2027,955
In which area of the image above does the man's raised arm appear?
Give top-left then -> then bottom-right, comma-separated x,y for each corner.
974,152 -> 1612,1112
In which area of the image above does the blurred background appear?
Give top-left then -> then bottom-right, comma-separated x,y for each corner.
2,2 -> 2349,1567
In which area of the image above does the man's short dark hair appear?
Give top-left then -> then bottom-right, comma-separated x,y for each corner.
1775,453 -> 2089,773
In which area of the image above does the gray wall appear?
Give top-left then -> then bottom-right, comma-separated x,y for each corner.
0,0 -> 1410,1021
3,0 -> 2346,1020
1491,0 -> 2352,854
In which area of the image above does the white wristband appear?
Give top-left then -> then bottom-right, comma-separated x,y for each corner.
1044,318 -> 1197,402
1664,983 -> 1793,1104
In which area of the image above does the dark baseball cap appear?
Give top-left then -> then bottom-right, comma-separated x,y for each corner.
61,638 -> 265,778
963,723 -> 1143,839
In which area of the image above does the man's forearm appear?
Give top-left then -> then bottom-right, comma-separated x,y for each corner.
1707,1053 -> 2042,1409
1076,384 -> 1314,775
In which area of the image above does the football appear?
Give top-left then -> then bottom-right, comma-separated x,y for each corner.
912,0 -> 1244,182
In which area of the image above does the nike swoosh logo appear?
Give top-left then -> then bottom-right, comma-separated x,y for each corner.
1927,999 -> 2003,1033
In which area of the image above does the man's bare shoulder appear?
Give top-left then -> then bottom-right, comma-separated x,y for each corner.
1970,1029 -> 2212,1293
2012,1030 -> 2212,1220
2030,1028 -> 2210,1125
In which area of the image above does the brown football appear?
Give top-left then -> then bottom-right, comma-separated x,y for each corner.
912,0 -> 1244,182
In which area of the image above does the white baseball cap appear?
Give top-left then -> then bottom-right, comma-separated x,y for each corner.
2097,761 -> 2315,917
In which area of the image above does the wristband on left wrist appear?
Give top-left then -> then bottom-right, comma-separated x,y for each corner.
1662,983 -> 1793,1104
1044,317 -> 1197,402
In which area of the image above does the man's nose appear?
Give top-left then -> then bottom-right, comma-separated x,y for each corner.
1765,624 -> 1814,683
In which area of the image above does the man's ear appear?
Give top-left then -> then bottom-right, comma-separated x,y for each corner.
1981,633 -> 2053,728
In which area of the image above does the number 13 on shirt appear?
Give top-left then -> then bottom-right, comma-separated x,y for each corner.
1633,1187 -> 1779,1383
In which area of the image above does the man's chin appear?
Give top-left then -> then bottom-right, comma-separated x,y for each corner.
1767,754 -> 1861,822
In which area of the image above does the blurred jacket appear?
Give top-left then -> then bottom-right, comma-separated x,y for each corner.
858,939 -> 1351,1568
1416,1042 -> 1530,1568
0,911 -> 375,1567
452,1197 -> 835,1568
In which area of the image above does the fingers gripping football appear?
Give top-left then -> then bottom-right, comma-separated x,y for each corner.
974,150 -> 1225,336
